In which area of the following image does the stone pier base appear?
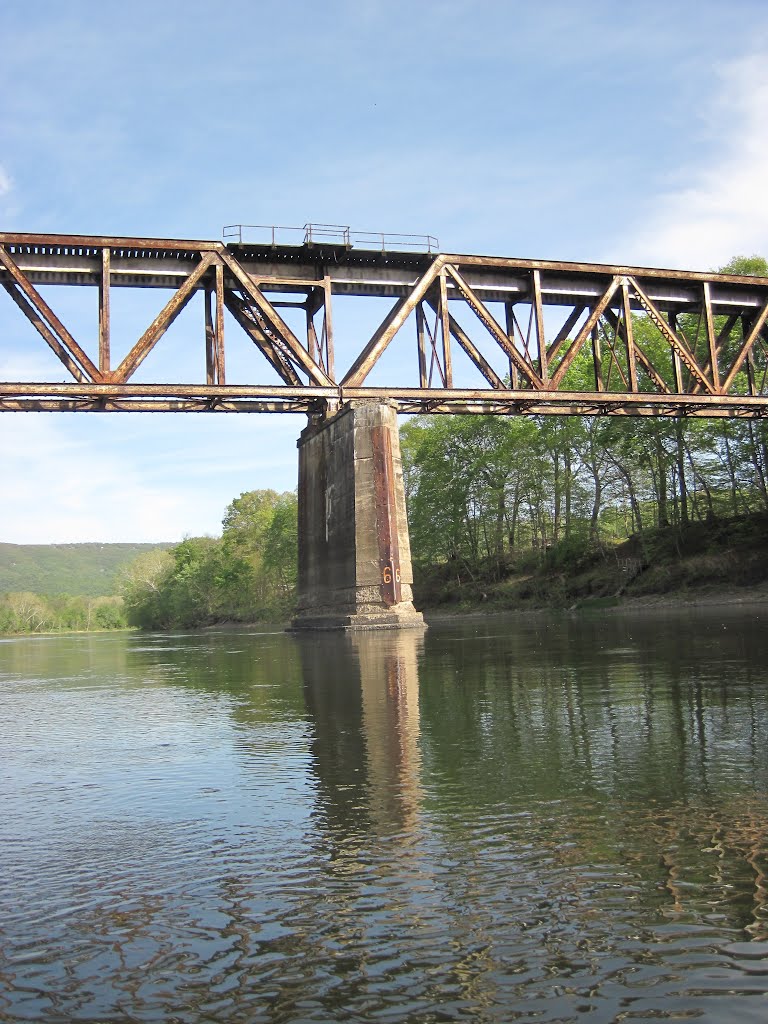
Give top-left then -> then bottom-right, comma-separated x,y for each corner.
291,402 -> 425,631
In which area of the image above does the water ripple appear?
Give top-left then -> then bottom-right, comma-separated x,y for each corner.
2,616 -> 768,1021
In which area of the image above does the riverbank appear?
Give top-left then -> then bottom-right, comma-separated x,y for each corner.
415,511 -> 768,617
422,587 -> 768,626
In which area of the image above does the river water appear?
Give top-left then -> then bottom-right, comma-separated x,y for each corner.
1,608 -> 767,1023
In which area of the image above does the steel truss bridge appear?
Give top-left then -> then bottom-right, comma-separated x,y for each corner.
2,231 -> 768,418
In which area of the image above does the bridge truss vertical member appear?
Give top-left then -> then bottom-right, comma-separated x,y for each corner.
531,268 -> 548,382
99,247 -> 110,376
204,261 -> 225,386
304,276 -> 335,381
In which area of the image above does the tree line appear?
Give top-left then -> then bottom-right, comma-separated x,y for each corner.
401,410 -> 768,584
0,592 -> 126,634
0,491 -> 299,634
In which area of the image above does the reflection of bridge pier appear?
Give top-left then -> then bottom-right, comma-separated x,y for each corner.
354,630 -> 423,833
292,401 -> 426,631
297,629 -> 424,838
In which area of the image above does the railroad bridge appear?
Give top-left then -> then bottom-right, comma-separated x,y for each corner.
2,226 -> 768,628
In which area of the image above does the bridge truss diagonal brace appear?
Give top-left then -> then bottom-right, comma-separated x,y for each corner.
423,295 -> 506,389
341,258 -> 445,387
111,252 -> 218,383
223,290 -> 303,386
627,276 -> 715,395
544,304 -> 588,370
443,263 -> 543,389
722,299 -> 768,392
0,244 -> 102,383
219,251 -> 334,387
603,305 -> 670,394
6,230 -> 768,418
550,276 -> 621,389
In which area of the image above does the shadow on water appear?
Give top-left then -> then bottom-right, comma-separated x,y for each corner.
1,608 -> 768,1022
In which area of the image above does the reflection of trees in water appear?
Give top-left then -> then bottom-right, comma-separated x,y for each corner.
122,629 -> 307,723
0,631 -> 132,681
415,611 -> 768,938
418,611 -> 768,801
639,800 -> 768,938
0,824 -> 251,1020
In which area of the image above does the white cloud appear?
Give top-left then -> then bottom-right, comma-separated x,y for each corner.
0,411 -> 301,545
623,53 -> 768,271
0,416 -> 184,543
0,164 -> 11,197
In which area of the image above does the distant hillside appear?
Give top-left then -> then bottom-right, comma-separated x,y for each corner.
0,543 -> 174,597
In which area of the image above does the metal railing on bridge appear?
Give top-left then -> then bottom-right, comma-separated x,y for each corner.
222,223 -> 440,253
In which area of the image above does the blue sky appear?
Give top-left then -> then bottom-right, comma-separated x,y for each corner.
2,0 -> 768,543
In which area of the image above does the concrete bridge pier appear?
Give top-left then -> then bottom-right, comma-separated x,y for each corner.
292,401 -> 426,631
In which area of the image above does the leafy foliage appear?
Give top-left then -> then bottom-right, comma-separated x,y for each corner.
401,255 -> 768,600
120,490 -> 298,629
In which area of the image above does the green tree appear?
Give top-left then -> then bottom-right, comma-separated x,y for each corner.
119,488 -> 300,630
222,489 -> 298,618
262,492 -> 299,613
164,536 -> 226,627
119,548 -> 174,628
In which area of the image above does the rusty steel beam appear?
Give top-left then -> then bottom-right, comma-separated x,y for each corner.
438,269 -> 453,389
550,277 -> 621,388
620,282 -> 639,392
223,289 -> 303,386
3,232 -> 768,418
722,300 -> 768,392
531,269 -> 547,381
416,303 -> 428,388
5,233 -> 768,311
703,281 -> 720,391
204,263 -> 226,386
1,382 -> 768,417
341,260 -> 443,386
112,253 -> 218,382
424,295 -> 505,389
99,247 -> 110,374
218,250 -> 333,387
627,276 -> 714,394
2,281 -> 90,383
0,231 -> 759,283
